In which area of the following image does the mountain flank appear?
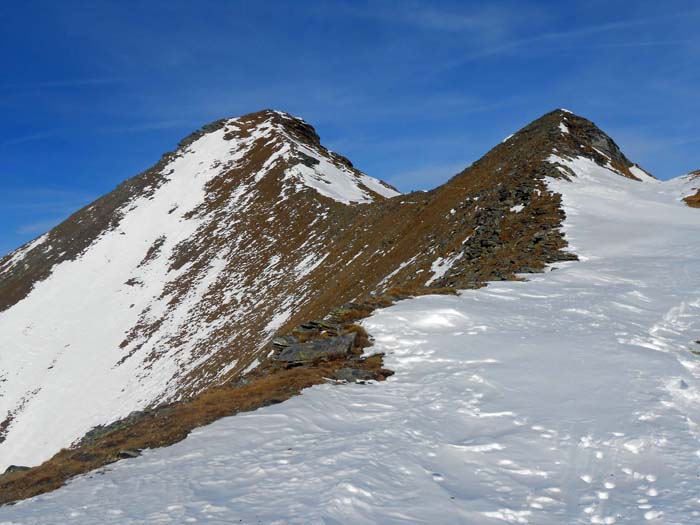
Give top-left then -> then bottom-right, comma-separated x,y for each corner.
0,108 -> 690,504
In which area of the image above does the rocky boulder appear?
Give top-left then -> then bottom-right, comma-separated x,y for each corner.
276,333 -> 356,364
3,465 -> 30,476
333,367 -> 378,383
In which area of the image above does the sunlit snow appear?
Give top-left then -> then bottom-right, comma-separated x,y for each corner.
0,112 -> 399,471
2,156 -> 700,523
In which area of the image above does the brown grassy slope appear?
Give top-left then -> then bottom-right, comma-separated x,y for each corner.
123,109 -> 607,395
2,287 -> 459,505
0,359 -> 387,506
0,109 -> 636,498
0,109 -> 592,404
303,110 -> 583,298
0,109 -> 640,505
0,311 -> 395,506
684,190 -> 700,208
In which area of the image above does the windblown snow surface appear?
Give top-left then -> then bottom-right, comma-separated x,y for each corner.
2,159 -> 700,524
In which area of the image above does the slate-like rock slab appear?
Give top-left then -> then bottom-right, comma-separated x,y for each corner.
277,333 -> 356,364
117,449 -> 142,459
334,367 -> 377,382
3,465 -> 30,476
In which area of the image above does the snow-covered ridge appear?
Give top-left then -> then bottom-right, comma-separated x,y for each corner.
3,107 -> 698,521
548,153 -> 699,209
4,119 -> 700,524
0,110 -> 400,471
0,123 -> 254,469
244,110 -> 400,204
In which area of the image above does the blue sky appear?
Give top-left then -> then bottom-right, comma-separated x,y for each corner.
2,0 -> 699,257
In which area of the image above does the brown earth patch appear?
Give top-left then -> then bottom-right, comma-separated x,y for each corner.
683,190 -> 700,208
0,284 -> 463,505
0,307 -> 394,506
0,109 -> 603,506
0,109 -> 584,408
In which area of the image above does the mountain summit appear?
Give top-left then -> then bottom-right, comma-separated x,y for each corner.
0,109 -> 694,473
0,109 -> 399,469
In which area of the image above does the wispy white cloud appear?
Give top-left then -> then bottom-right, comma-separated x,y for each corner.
0,187 -> 95,251
96,119 -> 194,134
560,39 -> 696,50
449,7 -> 700,63
0,77 -> 125,91
0,120 -> 192,148
0,187 -> 97,256
385,4 -> 513,35
0,129 -> 66,147
337,1 -> 523,32
16,218 -> 64,235
3,188 -> 96,215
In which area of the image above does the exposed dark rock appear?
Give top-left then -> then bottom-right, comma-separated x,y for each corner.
180,118 -> 228,150
329,151 -> 355,169
297,151 -> 321,168
3,465 -> 30,476
276,333 -> 357,364
297,320 -> 342,335
79,409 -> 156,448
73,451 -> 99,463
117,449 -> 141,459
271,335 -> 299,349
260,398 -> 285,407
333,367 -> 378,382
518,266 -> 539,274
230,377 -> 252,388
1,108 -> 644,509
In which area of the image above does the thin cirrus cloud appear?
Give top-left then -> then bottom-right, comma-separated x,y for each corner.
440,6 -> 700,65
0,120 -> 192,148
0,187 -> 95,257
337,1 -> 523,37
0,129 -> 66,147
1,1 -> 698,256
96,119 -> 196,134
16,218 -> 66,235
4,188 -> 95,214
0,77 -> 125,91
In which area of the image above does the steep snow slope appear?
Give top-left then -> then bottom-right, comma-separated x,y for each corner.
0,109 -> 590,473
2,141 -> 698,522
0,110 -> 399,471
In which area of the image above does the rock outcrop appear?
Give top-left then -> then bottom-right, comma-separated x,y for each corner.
276,333 -> 357,364
0,108 -> 649,470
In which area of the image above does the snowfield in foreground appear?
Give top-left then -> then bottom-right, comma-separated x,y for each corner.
2,161 -> 700,524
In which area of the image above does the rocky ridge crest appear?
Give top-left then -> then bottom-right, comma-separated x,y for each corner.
0,108 -> 651,473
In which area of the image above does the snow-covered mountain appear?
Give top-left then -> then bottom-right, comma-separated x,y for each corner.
0,110 -> 400,470
0,108 -> 578,470
1,109 -> 698,522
